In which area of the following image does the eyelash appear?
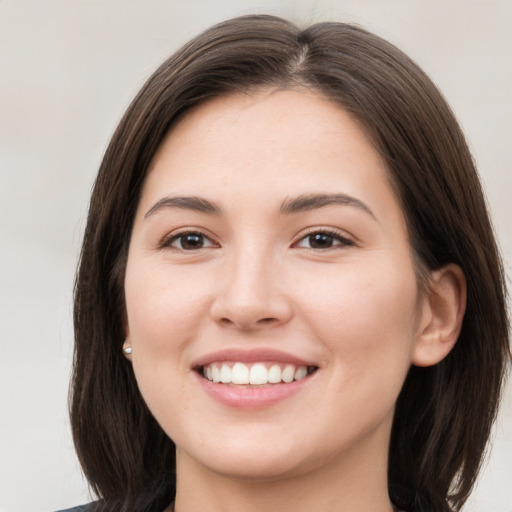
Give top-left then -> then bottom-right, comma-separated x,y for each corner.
294,228 -> 355,250
159,229 -> 217,251
159,228 -> 354,252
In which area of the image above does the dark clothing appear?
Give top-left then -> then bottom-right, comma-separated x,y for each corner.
55,504 -> 169,512
56,502 -> 409,512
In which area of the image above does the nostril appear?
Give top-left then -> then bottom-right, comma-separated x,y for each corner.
258,317 -> 277,324
218,316 -> 278,329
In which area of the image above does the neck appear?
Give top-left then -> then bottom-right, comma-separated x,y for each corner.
173,429 -> 395,512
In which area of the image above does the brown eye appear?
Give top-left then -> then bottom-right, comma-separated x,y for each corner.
307,233 -> 335,248
168,232 -> 215,250
296,231 -> 353,250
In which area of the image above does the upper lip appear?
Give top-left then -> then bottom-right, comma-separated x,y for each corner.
192,348 -> 318,369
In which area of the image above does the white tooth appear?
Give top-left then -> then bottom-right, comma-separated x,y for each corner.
294,366 -> 308,380
282,364 -> 296,383
268,364 -> 282,383
231,363 -> 250,384
203,366 -> 208,378
249,363 -> 269,385
212,364 -> 221,383
220,364 -> 232,383
206,365 -> 213,380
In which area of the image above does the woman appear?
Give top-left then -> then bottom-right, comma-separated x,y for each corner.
66,14 -> 509,512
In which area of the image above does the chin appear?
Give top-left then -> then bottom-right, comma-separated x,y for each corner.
200,453 -> 309,482
178,432 -> 330,483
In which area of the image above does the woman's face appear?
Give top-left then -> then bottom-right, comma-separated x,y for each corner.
124,89 -> 428,481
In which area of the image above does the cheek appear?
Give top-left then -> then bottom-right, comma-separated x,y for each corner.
295,255 -> 419,372
125,260 -> 210,349
124,262 -> 204,429
124,261 -> 215,415
303,262 -> 419,437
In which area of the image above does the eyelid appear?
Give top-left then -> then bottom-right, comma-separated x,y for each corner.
157,226 -> 355,251
292,227 -> 356,249
158,228 -> 219,250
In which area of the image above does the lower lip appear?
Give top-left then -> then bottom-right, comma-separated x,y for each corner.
195,372 -> 314,409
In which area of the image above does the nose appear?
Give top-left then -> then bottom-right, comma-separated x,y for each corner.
210,247 -> 293,331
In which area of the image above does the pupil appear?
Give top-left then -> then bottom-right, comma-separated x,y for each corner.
181,234 -> 203,250
309,233 -> 333,248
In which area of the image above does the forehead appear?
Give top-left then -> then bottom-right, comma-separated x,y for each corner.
145,89 -> 388,194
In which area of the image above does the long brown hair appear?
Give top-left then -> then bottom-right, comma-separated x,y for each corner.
71,15 -> 510,512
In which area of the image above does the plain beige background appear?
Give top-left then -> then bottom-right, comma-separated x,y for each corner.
0,1 -> 510,511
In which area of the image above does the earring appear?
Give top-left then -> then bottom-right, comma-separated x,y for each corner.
123,346 -> 132,355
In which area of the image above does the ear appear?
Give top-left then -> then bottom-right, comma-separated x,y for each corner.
412,264 -> 466,367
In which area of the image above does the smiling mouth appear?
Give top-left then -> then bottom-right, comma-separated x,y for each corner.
197,362 -> 318,386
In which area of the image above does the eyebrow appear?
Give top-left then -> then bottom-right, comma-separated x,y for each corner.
144,193 -> 376,220
145,196 -> 222,218
280,193 -> 376,219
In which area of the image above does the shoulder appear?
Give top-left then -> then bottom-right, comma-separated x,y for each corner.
54,504 -> 94,512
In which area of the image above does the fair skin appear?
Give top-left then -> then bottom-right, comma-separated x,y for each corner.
123,89 -> 466,512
